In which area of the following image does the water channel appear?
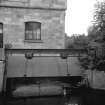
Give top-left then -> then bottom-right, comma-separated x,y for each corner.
0,89 -> 105,105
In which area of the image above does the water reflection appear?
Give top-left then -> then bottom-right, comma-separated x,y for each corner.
0,95 -> 83,105
1,89 -> 105,105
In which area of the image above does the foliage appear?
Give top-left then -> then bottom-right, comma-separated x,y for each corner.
93,1 -> 105,43
88,25 -> 103,43
78,53 -> 105,71
86,0 -> 105,71
88,0 -> 105,55
76,1 -> 105,71
65,34 -> 89,49
65,0 -> 105,71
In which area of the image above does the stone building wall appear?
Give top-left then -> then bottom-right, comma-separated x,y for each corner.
0,0 -> 67,49
0,0 -> 67,9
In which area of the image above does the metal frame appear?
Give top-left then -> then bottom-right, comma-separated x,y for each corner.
5,48 -> 88,56
3,49 -> 87,95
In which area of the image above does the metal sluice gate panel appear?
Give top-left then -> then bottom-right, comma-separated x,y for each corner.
3,49 -> 87,97
4,49 -> 87,77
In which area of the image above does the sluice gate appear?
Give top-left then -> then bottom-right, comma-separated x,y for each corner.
3,49 -> 87,97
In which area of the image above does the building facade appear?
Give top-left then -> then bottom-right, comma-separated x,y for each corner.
0,0 -> 68,93
0,0 -> 67,49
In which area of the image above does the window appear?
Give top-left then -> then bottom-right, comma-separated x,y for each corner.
25,22 -> 41,41
0,23 -> 3,48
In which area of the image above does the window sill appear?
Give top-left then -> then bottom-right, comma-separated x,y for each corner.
24,40 -> 43,43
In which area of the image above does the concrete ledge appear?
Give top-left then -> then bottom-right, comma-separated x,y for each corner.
12,84 -> 63,97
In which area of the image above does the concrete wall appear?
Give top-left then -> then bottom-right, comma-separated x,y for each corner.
84,70 -> 105,90
0,61 -> 4,92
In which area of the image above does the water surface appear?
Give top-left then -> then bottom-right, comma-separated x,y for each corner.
1,89 -> 105,105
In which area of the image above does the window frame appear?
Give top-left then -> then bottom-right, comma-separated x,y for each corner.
25,22 -> 42,42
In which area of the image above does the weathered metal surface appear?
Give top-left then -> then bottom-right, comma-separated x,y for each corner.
4,49 -> 87,78
4,49 -> 86,97
6,56 -> 83,77
5,48 -> 88,53
5,49 -> 88,57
